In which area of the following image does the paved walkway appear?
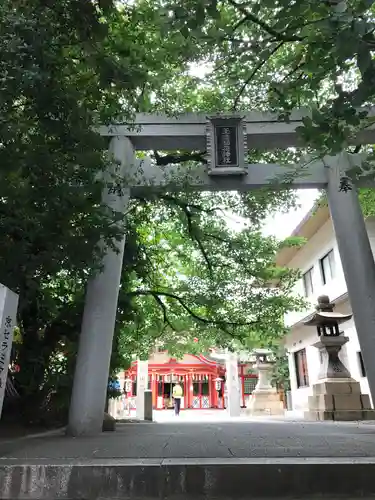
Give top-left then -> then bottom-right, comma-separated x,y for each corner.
152,409 -> 292,422
122,409 -> 304,422
2,411 -> 375,460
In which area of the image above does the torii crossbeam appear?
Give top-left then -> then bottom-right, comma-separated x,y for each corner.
98,109 -> 375,151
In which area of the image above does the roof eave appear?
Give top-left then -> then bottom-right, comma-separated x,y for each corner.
275,203 -> 330,268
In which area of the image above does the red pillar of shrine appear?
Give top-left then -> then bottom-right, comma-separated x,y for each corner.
151,372 -> 157,409
240,365 -> 245,407
186,374 -> 191,408
182,375 -> 187,409
210,375 -> 217,408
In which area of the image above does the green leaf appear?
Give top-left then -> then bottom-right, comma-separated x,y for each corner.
206,0 -> 220,19
311,108 -> 323,124
302,116 -> 313,128
357,45 -> 373,75
181,25 -> 190,37
195,1 -> 206,26
174,6 -> 186,18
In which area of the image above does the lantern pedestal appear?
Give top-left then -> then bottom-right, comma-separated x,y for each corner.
247,390 -> 284,416
247,355 -> 284,416
305,336 -> 375,421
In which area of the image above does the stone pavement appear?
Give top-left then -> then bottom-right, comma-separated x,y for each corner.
4,413 -> 375,499
152,408 -> 292,422
122,408 -> 304,422
2,411 -> 375,460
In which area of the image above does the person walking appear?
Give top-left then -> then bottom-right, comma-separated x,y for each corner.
172,382 -> 183,416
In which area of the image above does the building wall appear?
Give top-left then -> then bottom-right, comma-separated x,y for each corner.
284,216 -> 375,411
284,218 -> 346,328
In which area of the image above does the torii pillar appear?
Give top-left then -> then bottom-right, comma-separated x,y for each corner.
326,153 -> 375,407
225,352 -> 241,417
67,136 -> 134,436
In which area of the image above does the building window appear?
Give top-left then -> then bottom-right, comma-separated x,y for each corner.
294,349 -> 309,388
320,249 -> 335,284
357,351 -> 366,377
302,268 -> 314,297
244,377 -> 257,395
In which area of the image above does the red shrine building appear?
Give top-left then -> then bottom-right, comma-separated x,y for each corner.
121,351 -> 258,410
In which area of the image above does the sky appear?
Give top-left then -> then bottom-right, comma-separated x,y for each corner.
262,189 -> 319,239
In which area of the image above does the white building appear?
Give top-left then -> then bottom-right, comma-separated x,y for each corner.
276,203 -> 375,412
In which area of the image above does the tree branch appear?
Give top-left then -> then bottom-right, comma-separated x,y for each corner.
133,193 -> 229,277
151,293 -> 176,330
175,201 -> 213,274
285,17 -> 328,34
159,194 -> 225,217
128,290 -> 260,328
153,150 -> 207,165
227,0 -> 303,42
232,41 -> 284,110
280,61 -> 305,83
158,195 -> 220,275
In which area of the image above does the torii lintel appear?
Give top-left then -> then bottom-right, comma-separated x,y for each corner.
99,108 -> 375,151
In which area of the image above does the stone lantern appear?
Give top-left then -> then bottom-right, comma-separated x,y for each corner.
303,295 -> 375,421
247,348 -> 284,416
304,295 -> 352,380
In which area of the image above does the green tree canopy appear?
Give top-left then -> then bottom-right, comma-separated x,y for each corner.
115,190 -> 304,366
161,0 -> 375,156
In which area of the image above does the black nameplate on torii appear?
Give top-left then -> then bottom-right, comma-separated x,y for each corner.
206,115 -> 247,176
214,125 -> 239,168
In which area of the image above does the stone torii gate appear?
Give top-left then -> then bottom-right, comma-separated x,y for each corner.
67,111 -> 375,436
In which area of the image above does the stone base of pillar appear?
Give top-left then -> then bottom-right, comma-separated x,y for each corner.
144,390 -> 153,421
304,378 -> 375,421
102,412 -> 116,432
247,390 -> 284,416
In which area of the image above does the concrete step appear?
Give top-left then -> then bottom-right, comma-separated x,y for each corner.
2,458 -> 375,499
